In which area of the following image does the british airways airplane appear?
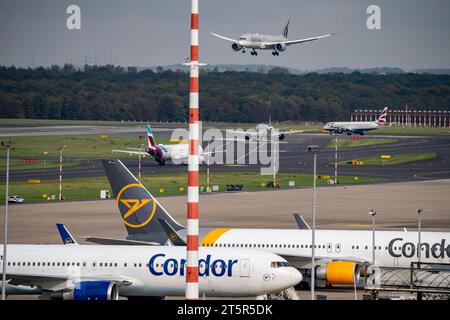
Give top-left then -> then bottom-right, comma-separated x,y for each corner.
323,108 -> 389,135
0,243 -> 301,300
99,159 -> 450,289
210,19 -> 334,56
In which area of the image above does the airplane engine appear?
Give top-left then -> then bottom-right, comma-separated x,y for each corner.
316,261 -> 360,286
278,134 -> 285,140
275,43 -> 287,52
61,281 -> 119,300
232,43 -> 242,51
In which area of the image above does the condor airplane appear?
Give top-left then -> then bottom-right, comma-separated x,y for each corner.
113,125 -> 205,166
100,159 -> 450,288
323,107 -> 389,135
210,19 -> 334,56
0,243 -> 301,300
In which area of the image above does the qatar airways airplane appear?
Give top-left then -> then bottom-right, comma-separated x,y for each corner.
210,19 -> 334,56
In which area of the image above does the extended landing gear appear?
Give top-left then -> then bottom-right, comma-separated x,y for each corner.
241,49 -> 246,53
272,51 -> 279,56
250,49 -> 258,56
156,159 -> 166,166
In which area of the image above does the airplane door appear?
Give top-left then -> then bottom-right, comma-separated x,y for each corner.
239,259 -> 250,278
327,243 -> 332,253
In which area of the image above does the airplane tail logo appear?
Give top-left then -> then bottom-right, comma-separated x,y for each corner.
117,184 -> 157,229
376,107 -> 388,125
147,125 -> 157,148
282,19 -> 290,38
102,160 -> 184,242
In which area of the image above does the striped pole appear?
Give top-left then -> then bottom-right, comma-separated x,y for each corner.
186,0 -> 200,300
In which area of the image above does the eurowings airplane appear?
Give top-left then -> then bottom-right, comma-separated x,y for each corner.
100,159 -> 450,288
113,125 -> 205,166
323,107 -> 389,136
210,19 -> 334,56
0,243 -> 301,300
227,116 -> 312,141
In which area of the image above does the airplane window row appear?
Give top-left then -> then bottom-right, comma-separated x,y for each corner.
6,261 -> 87,267
3,261 -> 228,270
202,243 -> 337,249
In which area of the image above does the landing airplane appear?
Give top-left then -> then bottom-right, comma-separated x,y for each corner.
323,107 -> 389,136
0,239 -> 301,300
101,159 -> 450,289
210,19 -> 334,56
227,116 -> 311,141
113,125 -> 205,166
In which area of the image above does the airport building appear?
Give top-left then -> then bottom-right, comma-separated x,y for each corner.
350,109 -> 450,127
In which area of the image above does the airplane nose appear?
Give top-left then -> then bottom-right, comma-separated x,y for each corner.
290,268 -> 303,287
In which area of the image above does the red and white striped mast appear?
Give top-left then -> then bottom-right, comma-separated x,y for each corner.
186,0 -> 200,300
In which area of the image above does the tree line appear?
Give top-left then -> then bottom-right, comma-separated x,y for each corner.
0,65 -> 449,123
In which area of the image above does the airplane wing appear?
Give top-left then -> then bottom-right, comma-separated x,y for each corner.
81,236 -> 160,246
5,272 -> 133,291
281,253 -> 370,268
272,129 -> 316,137
112,150 -> 148,156
209,31 -> 238,43
226,129 -> 259,138
264,33 -> 334,47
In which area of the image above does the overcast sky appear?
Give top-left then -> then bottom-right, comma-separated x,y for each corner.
1,0 -> 449,70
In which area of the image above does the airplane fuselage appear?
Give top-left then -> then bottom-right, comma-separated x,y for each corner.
238,34 -> 286,50
170,229 -> 450,269
1,245 -> 301,298
323,121 -> 380,135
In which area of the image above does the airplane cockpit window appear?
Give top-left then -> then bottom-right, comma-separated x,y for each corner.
271,261 -> 291,268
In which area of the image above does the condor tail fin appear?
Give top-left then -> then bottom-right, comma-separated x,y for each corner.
102,159 -> 184,244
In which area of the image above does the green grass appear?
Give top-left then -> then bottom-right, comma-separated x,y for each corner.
367,126 -> 450,136
326,137 -> 398,149
0,134 -> 174,160
0,172 -> 381,203
338,151 -> 438,166
0,118 -> 148,126
0,158 -> 80,171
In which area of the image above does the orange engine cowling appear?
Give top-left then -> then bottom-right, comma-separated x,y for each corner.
316,261 -> 360,285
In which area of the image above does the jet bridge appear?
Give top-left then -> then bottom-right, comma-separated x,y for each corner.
364,262 -> 450,300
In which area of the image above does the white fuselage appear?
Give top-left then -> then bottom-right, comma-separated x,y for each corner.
0,245 -> 301,297
323,121 -> 379,133
199,229 -> 450,268
158,144 -> 204,163
238,33 -> 285,50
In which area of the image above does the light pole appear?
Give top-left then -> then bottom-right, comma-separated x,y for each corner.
1,141 -> 12,300
138,144 -> 144,182
58,146 -> 66,200
417,209 -> 422,265
334,135 -> 338,184
308,145 -> 319,300
369,209 -> 376,265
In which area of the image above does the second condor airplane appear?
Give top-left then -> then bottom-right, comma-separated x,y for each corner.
99,159 -> 449,289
